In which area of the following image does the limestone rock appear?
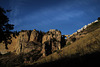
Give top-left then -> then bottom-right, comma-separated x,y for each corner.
15,30 -> 42,54
0,29 -> 61,56
15,31 -> 31,54
42,29 -> 61,43
29,29 -> 39,42
0,43 -> 8,54
42,29 -> 61,56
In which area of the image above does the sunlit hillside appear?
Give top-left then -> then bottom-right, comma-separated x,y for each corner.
25,20 -> 100,67
0,19 -> 100,67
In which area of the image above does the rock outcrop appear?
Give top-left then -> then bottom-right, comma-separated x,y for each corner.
15,30 -> 31,54
0,29 -> 62,56
41,29 -> 61,56
15,30 -> 42,54
30,29 -> 39,42
0,30 -> 42,55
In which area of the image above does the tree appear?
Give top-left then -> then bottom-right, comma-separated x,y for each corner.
98,17 -> 100,20
0,7 -> 14,49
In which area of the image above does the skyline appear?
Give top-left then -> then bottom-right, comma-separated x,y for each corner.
0,0 -> 100,35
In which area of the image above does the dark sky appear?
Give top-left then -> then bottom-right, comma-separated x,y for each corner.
0,0 -> 100,35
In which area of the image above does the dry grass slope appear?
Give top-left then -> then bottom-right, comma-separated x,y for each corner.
28,27 -> 100,67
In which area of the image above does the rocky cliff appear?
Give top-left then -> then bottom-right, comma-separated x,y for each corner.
0,18 -> 100,67
0,19 -> 99,56
41,29 -> 61,57
0,29 -> 62,57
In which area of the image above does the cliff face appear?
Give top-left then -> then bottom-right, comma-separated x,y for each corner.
29,29 -> 39,42
0,30 -> 39,54
0,19 -> 99,55
42,29 -> 61,56
0,29 -> 62,56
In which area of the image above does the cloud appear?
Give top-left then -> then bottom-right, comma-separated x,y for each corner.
9,0 -> 85,31
8,0 -> 100,34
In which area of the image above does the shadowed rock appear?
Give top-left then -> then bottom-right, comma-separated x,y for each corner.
42,29 -> 61,56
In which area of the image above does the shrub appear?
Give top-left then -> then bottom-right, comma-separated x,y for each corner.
71,38 -> 76,42
57,50 -> 62,54
67,42 -> 71,46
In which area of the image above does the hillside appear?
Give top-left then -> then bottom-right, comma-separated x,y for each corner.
0,18 -> 100,67
24,19 -> 100,67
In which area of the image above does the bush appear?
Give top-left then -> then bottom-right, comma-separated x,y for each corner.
71,38 -> 76,42
3,52 -> 11,56
98,17 -> 100,20
66,42 -> 71,46
57,50 -> 62,54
